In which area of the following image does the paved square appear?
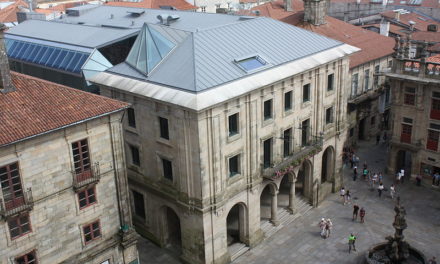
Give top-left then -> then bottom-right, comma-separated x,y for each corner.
138,140 -> 440,263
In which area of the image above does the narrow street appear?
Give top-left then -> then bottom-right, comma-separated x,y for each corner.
139,140 -> 440,264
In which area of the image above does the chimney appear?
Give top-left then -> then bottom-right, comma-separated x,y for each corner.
304,0 -> 327,25
409,20 -> 415,31
284,0 -> 292,11
0,23 -> 15,94
380,19 -> 390,36
394,10 -> 400,21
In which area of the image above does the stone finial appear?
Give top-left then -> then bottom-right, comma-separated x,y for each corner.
0,23 -> 15,94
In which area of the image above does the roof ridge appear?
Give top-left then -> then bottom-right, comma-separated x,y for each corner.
194,16 -> 265,33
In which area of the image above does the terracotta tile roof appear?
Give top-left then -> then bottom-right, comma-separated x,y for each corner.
0,72 -> 129,147
106,0 -> 197,10
412,31 -> 440,42
361,23 -> 406,36
0,0 -> 28,23
248,1 -> 395,68
381,10 -> 440,32
330,0 -> 439,8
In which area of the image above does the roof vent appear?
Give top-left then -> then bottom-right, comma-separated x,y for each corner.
127,9 -> 145,17
427,24 -> 438,32
157,14 -> 180,26
239,16 -> 255,20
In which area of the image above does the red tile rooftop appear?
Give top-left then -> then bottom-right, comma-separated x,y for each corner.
381,10 -> 440,31
0,72 -> 129,147
105,0 -> 197,10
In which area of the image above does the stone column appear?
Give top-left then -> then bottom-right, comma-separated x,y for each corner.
287,180 -> 296,214
270,190 -> 280,226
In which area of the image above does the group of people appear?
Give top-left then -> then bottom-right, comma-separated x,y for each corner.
352,204 -> 366,223
432,172 -> 440,186
318,218 -> 333,239
339,187 -> 351,205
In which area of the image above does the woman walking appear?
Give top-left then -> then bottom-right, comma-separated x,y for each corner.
378,182 -> 384,198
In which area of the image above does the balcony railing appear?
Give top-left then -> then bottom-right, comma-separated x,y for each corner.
395,59 -> 440,80
262,139 -> 323,180
0,189 -> 33,218
72,162 -> 100,190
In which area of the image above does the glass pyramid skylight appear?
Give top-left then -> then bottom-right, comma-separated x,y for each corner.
126,23 -> 176,75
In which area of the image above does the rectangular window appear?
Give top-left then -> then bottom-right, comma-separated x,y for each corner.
8,213 -> 31,239
71,139 -> 91,179
132,190 -> 146,219
427,129 -> 439,151
327,74 -> 334,91
228,113 -> 239,136
364,69 -> 370,91
15,250 -> 37,264
303,84 -> 310,102
301,119 -> 310,146
400,124 -> 412,143
351,73 -> 358,97
130,145 -> 140,166
263,138 -> 272,168
159,117 -> 169,140
263,99 -> 273,120
78,187 -> 97,209
388,60 -> 393,68
162,158 -> 173,181
404,87 -> 416,105
431,98 -> 440,120
284,91 -> 292,111
283,128 -> 292,157
229,155 -> 240,177
325,107 -> 334,124
374,65 -> 380,87
0,162 -> 24,210
83,220 -> 101,244
127,108 -> 136,128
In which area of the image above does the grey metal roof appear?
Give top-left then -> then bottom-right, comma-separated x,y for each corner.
110,16 -> 345,92
5,19 -> 138,48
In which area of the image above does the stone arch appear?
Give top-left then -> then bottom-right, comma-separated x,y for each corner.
226,202 -> 248,248
297,159 -> 313,199
160,206 -> 182,253
321,146 -> 335,183
277,173 -> 293,208
260,182 -> 278,225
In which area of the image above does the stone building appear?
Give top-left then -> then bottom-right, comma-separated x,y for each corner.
385,39 -> 440,182
0,27 -> 138,263
247,0 -> 395,145
89,10 -> 358,264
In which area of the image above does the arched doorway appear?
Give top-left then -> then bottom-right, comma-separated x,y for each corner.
226,203 -> 247,248
164,207 -> 182,253
277,175 -> 290,208
321,147 -> 335,183
260,183 -> 277,225
396,150 -> 412,179
297,161 -> 312,199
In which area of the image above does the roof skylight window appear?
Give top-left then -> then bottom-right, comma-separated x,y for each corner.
235,56 -> 267,72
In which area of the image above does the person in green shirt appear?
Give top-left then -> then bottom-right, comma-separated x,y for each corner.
348,233 -> 357,253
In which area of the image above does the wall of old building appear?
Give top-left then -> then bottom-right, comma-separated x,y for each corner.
0,113 -> 138,264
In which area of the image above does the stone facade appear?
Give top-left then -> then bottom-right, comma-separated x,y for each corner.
385,40 -> 440,182
0,113 -> 138,264
99,56 -> 351,264
346,56 -> 394,147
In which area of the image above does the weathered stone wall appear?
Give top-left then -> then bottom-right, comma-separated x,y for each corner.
0,113 -> 138,264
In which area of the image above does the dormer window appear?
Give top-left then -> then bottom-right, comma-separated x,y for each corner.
234,55 -> 267,72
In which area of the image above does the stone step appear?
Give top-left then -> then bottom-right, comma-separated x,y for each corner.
229,243 -> 249,261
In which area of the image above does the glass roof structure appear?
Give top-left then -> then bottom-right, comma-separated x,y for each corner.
82,49 -> 113,85
126,23 -> 176,76
235,56 -> 267,72
5,38 -> 90,74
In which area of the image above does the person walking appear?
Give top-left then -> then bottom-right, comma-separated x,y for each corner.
390,184 -> 396,199
319,218 -> 327,238
376,133 -> 381,145
340,187 -> 346,204
325,219 -> 333,238
372,173 -> 378,188
363,168 -> 369,181
344,190 -> 351,205
348,233 -> 357,253
428,256 -> 437,264
435,172 -> 440,186
416,174 -> 422,186
396,171 -> 401,185
360,207 -> 366,223
353,165 -> 358,181
352,204 -> 360,221
378,172 -> 383,183
378,182 -> 384,198
400,168 -> 405,184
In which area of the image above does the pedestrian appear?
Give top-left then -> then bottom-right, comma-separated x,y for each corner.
352,204 -> 360,221
390,184 -> 396,199
350,153 -> 354,168
360,207 -> 366,223
396,171 -> 401,185
325,218 -> 333,238
353,165 -> 358,181
400,168 -> 405,183
383,131 -> 387,142
433,173 -> 437,186
344,190 -> 351,205
378,172 -> 383,183
435,172 -> 440,186
378,182 -> 384,197
348,233 -> 357,253
372,173 -> 378,188
416,174 -> 422,186
363,168 -> 369,181
363,161 -> 367,170
428,256 -> 437,264
319,218 -> 327,238
340,187 -> 346,204
376,133 -> 380,145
